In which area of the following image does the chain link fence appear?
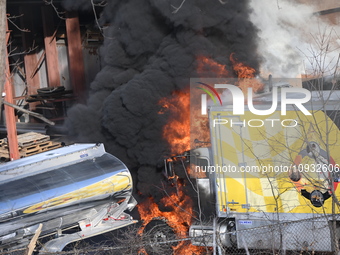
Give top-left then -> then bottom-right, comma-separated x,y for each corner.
215,214 -> 339,255
1,215 -> 340,255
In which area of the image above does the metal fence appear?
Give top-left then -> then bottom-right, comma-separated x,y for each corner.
217,215 -> 339,255
1,215 -> 340,255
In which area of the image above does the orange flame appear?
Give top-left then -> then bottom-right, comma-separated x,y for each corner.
138,54 -> 261,254
230,53 -> 264,93
159,90 -> 191,155
136,90 -> 208,254
137,183 -> 205,254
230,53 -> 256,78
137,182 -> 191,236
187,163 -> 207,179
197,56 -> 229,77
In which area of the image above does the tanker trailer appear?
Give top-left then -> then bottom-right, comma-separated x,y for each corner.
0,143 -> 137,252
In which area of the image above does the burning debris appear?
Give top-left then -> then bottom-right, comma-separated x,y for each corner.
137,182 -> 206,254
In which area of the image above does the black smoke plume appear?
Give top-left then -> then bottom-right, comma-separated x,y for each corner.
62,0 -> 260,200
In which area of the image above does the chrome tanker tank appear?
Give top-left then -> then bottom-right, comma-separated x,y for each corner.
0,143 -> 137,251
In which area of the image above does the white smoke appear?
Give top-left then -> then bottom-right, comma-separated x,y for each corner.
250,0 -> 340,78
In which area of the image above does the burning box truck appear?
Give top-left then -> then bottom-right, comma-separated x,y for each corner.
167,85 -> 340,252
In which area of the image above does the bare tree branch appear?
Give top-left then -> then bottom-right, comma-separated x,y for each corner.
171,0 -> 186,14
7,14 -> 30,32
91,0 -> 107,33
2,100 -> 55,125
172,0 -> 226,14
44,0 -> 66,19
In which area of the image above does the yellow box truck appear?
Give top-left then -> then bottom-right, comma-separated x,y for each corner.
185,84 -> 340,252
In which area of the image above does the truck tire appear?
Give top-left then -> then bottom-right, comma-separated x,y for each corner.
143,219 -> 178,255
37,86 -> 65,95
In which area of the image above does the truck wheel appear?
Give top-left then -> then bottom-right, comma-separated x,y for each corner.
143,219 -> 178,255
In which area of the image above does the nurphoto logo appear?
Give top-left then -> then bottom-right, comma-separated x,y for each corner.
199,83 -> 312,116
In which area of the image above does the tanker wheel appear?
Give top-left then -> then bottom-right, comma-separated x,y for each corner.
143,219 -> 178,255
